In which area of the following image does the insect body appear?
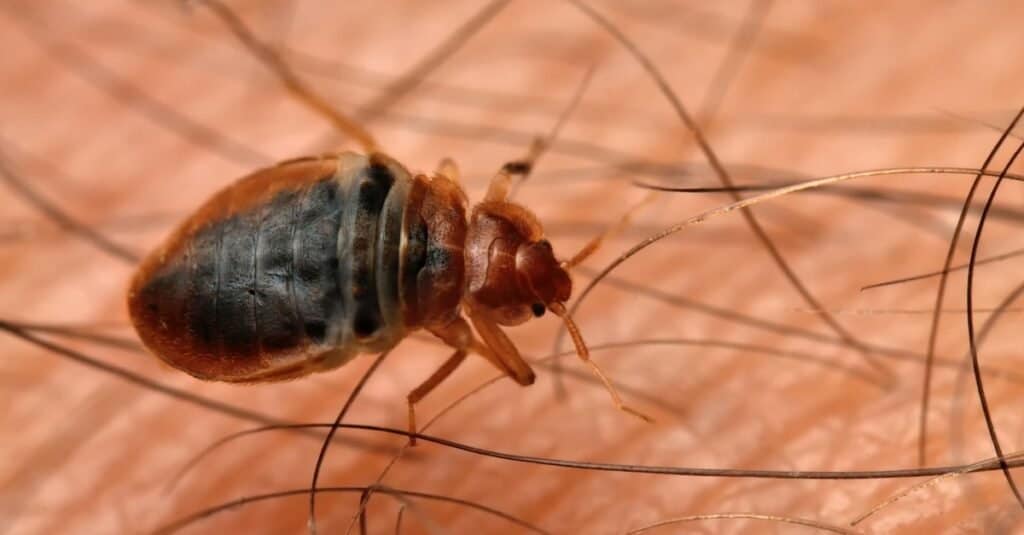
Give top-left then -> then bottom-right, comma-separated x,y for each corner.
129,153 -> 415,382
128,150 -> 638,435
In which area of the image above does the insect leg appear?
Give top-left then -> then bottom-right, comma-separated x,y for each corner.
504,67 -> 596,200
192,0 -> 378,152
406,347 -> 468,447
464,309 -> 536,387
414,316 -> 533,445
479,66 -> 593,203
429,316 -> 522,380
435,157 -> 461,183
484,137 -> 545,203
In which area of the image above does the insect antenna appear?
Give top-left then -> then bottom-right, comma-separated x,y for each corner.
548,301 -> 652,422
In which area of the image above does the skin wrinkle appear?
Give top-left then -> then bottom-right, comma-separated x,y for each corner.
6,1 -> 1024,533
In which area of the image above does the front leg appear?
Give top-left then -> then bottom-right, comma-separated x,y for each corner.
464,306 -> 536,386
408,316 -> 532,445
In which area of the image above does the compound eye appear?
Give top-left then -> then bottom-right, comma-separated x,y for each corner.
531,303 -> 546,318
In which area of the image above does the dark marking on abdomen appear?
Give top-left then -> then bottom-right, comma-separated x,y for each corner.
135,178 -> 346,367
254,186 -> 304,352
347,161 -> 395,340
291,179 -> 346,345
130,153 -> 414,382
215,207 -> 260,358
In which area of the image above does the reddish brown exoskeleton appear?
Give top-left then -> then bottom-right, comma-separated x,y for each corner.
127,0 -> 648,442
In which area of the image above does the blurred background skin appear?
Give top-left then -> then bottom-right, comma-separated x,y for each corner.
4,0 -> 1024,533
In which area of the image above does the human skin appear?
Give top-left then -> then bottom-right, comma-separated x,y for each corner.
4,1 -> 1024,533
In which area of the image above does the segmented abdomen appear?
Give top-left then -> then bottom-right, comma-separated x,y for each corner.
128,153 -> 411,382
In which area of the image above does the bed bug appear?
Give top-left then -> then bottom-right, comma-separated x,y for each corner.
127,0 -> 649,441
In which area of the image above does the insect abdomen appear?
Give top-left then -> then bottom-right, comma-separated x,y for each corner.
128,154 -> 411,382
